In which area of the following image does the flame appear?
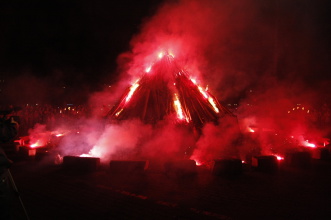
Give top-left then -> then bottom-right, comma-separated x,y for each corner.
274,155 -> 284,161
173,93 -> 189,122
208,97 -> 220,113
125,80 -> 140,103
78,145 -> 104,158
304,140 -> 316,148
194,159 -> 203,166
146,66 -> 152,73
79,153 -> 93,157
190,78 -> 219,113
198,86 -> 208,99
30,140 -> 43,148
190,78 -> 197,84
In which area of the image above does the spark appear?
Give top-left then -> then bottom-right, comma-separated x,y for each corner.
115,109 -> 124,117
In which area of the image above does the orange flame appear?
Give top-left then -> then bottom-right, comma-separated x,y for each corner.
125,80 -> 140,103
173,93 -> 189,122
30,140 -> 43,148
274,155 -> 284,161
208,97 -> 220,113
191,78 -> 219,113
304,140 -> 316,148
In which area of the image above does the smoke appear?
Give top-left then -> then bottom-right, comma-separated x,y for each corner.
56,116 -> 198,164
116,0 -> 274,100
13,0 -> 330,166
190,116 -> 242,165
85,0 -> 330,163
28,123 -> 50,147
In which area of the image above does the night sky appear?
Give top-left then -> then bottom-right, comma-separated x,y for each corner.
0,0 -> 330,105
0,0 -> 162,101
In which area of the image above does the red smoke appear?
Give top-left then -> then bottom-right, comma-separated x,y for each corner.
25,0 -> 330,166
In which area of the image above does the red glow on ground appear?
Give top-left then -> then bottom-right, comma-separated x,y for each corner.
304,141 -> 316,148
274,155 -> 284,161
30,140 -> 43,148
194,160 -> 203,166
79,153 -> 92,157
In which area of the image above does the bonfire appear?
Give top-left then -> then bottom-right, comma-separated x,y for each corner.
106,52 -> 236,130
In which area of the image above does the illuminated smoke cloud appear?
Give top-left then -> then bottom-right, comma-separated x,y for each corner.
190,117 -> 241,165
60,0 -> 329,163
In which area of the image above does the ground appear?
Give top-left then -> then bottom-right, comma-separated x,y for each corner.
2,143 -> 331,220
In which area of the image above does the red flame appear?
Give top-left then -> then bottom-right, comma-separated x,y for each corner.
30,140 -> 44,148
274,155 -> 284,161
194,159 -> 203,166
304,140 -> 316,148
173,93 -> 190,122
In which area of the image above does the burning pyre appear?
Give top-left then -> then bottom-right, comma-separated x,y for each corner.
106,53 -> 236,130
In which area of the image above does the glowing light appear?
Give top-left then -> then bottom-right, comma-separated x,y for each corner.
30,140 -> 43,148
174,93 -> 189,122
198,86 -> 208,99
208,97 -> 220,113
304,140 -> 316,148
194,160 -> 203,166
146,66 -> 152,73
191,78 -> 219,113
158,52 -> 164,59
79,154 -> 92,157
125,80 -> 140,103
115,109 -> 123,117
275,155 -> 284,161
242,160 -> 246,164
248,127 -> 255,133
55,134 -> 64,137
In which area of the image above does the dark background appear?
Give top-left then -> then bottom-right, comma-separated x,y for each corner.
0,0 -> 162,105
0,0 -> 330,105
